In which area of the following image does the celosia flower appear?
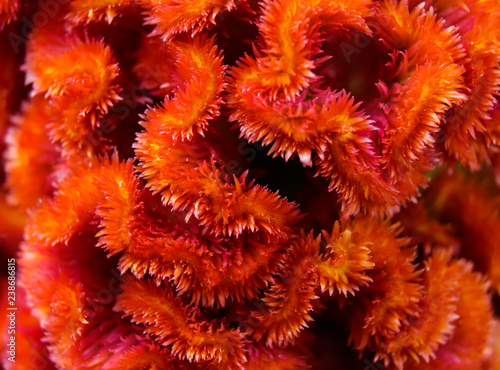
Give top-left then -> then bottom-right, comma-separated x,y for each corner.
0,0 -> 499,369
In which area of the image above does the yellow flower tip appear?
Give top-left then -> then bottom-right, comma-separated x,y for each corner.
139,0 -> 236,42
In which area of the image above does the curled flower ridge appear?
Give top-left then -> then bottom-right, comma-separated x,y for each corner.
139,0 -> 237,42
317,221 -> 374,296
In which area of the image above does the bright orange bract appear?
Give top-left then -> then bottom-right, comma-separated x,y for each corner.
0,0 -> 499,369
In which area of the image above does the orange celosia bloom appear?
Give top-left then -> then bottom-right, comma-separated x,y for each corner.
228,0 -> 402,217
22,23 -> 122,157
1,0 -> 499,369
134,35 -> 302,238
95,159 -> 290,307
317,221 -> 374,296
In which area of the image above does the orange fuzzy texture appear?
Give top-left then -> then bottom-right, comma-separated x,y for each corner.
66,0 -> 135,24
18,158 -> 163,368
4,96 -> 58,210
248,232 -> 321,346
138,36 -> 226,141
95,160 -> 289,307
227,0 -> 403,217
315,124 -> 400,218
405,251 -> 493,370
41,275 -> 90,364
376,0 -> 467,201
139,0 -> 236,41
254,0 -> 372,99
227,0 -> 372,134
373,249 -> 460,368
347,218 -> 423,355
115,277 -> 247,368
23,27 -> 121,117
136,125 -> 301,239
317,221 -> 374,296
135,36 -> 301,239
24,158 -> 107,246
0,0 -> 18,27
424,171 -> 500,294
229,66 -> 399,217
3,1 -> 500,369
245,346 -> 309,369
419,0 -> 500,169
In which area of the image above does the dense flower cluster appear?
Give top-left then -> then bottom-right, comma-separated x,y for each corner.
0,0 -> 499,369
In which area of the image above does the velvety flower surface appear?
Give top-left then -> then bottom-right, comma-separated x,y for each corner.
0,0 -> 499,369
